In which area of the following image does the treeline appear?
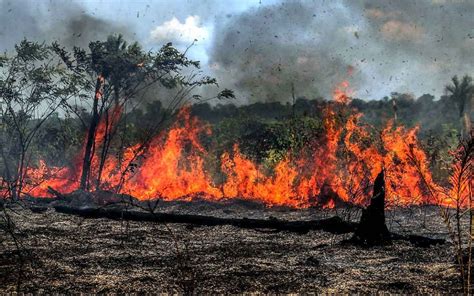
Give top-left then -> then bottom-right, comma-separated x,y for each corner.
34,89 -> 466,168
189,93 -> 462,134
32,92 -> 466,189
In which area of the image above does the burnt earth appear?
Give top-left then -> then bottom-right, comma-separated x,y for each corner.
0,201 -> 461,293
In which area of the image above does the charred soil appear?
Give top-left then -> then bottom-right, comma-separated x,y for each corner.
0,201 -> 461,293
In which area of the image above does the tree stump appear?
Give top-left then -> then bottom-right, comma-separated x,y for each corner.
351,169 -> 391,245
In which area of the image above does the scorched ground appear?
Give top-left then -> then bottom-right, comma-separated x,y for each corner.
0,200 -> 460,293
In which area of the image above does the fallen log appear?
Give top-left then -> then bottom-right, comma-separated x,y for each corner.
47,186 -> 68,200
53,205 -> 357,234
53,205 -> 446,246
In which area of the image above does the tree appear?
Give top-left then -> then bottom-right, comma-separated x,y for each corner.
445,75 -> 473,138
53,35 -> 233,191
0,40 -> 79,199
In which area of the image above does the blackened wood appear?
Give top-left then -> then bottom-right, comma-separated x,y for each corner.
53,204 -> 445,246
53,205 -> 357,234
351,169 -> 391,245
80,75 -> 103,190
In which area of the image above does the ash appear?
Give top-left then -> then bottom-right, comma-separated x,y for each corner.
0,201 -> 460,293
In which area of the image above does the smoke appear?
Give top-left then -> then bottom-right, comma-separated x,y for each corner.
210,1 -> 365,103
343,0 -> 474,98
0,0 -> 133,51
210,0 -> 474,102
1,0 -> 473,103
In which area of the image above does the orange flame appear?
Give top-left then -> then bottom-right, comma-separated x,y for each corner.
333,80 -> 353,104
17,83 -> 448,209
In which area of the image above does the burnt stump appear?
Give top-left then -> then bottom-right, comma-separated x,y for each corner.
351,169 -> 391,245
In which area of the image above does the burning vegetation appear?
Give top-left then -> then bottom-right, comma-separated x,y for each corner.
17,82 -> 455,209
0,33 -> 472,294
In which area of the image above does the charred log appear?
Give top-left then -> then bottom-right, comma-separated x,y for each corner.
351,169 -> 391,245
52,204 -> 445,246
53,205 -> 357,234
47,186 -> 68,200
29,206 -> 48,214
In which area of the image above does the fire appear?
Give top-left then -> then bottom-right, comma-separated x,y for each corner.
17,82 -> 447,209
123,109 -> 222,200
333,67 -> 354,104
333,80 -> 353,104
221,146 -> 303,206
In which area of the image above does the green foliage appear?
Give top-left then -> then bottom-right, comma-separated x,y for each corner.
211,112 -> 323,172
52,35 -> 225,103
0,39 -> 81,197
34,115 -> 83,166
445,75 -> 473,117
423,123 -> 460,183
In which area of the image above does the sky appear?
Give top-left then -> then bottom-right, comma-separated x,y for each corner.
0,0 -> 473,104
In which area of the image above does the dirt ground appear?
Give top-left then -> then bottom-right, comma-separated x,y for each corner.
0,200 -> 461,293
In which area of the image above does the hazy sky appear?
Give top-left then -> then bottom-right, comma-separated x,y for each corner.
1,0 -> 473,103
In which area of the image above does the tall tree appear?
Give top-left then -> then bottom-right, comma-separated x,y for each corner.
53,35 -> 233,190
445,75 -> 473,138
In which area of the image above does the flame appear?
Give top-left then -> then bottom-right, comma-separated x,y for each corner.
221,146 -> 303,206
123,108 -> 222,200
24,104 -> 124,197
95,75 -> 105,100
333,80 -> 353,104
15,82 -> 451,209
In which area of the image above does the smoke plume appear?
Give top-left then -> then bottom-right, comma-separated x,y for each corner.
0,0 -> 132,50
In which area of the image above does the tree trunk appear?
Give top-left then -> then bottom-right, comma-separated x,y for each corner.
80,75 -> 104,190
351,169 -> 391,245
96,85 -> 120,190
461,94 -> 472,139
95,108 -> 110,190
